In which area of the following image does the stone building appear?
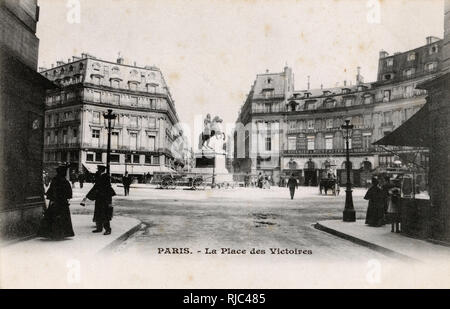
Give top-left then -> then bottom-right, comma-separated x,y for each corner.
233,38 -> 441,186
0,0 -> 56,239
39,54 -> 186,181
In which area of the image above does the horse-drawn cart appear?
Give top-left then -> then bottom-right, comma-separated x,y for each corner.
156,171 -> 235,190
157,172 -> 206,190
319,178 -> 340,196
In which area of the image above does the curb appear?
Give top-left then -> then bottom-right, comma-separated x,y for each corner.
98,220 -> 143,253
0,234 -> 36,248
314,222 -> 419,263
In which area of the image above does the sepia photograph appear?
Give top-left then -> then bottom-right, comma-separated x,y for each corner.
0,0 -> 450,291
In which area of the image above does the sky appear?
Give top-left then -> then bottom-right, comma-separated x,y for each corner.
37,0 -> 444,140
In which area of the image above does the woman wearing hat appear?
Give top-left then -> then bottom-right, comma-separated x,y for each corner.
38,166 -> 75,239
82,165 -> 116,235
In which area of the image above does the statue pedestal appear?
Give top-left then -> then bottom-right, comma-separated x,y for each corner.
192,151 -> 233,184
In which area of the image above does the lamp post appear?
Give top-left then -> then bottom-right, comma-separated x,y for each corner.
341,119 -> 355,222
103,109 -> 117,176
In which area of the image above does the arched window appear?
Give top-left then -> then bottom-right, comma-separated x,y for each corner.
305,159 -> 315,170
288,159 -> 298,170
289,101 -> 297,112
361,160 -> 372,171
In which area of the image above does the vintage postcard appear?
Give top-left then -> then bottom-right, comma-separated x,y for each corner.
1,0 -> 450,290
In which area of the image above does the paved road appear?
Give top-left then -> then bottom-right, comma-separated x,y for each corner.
72,184 -> 392,262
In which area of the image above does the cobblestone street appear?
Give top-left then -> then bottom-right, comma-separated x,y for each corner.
72,184 -> 390,261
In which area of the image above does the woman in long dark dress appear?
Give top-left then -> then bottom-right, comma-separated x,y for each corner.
38,166 -> 75,239
364,177 -> 385,227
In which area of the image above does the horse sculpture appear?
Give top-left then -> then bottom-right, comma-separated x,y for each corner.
199,114 -> 225,151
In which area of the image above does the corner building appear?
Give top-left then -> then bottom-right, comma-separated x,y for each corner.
40,54 -> 184,181
234,37 -> 441,187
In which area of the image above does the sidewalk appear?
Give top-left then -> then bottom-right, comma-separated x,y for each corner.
1,215 -> 142,255
315,220 -> 450,263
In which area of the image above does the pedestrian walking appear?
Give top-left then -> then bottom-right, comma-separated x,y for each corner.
38,165 -> 74,239
81,165 -> 116,235
287,173 -> 298,200
122,172 -> 131,196
257,173 -> 263,188
364,177 -> 385,227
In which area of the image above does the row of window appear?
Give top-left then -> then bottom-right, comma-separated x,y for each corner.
285,133 -> 372,151
89,76 -> 162,93
46,128 -> 78,145
85,152 -> 160,165
255,87 -> 424,114
45,111 -> 79,127
86,89 -> 163,109
382,62 -> 438,81
89,111 -> 158,128
46,91 -> 78,106
44,151 -> 79,162
89,128 -> 157,151
284,108 -> 418,131
384,45 -> 439,68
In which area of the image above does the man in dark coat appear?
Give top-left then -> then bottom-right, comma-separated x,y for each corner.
122,172 -> 131,196
85,165 -> 116,235
38,166 -> 74,239
287,173 -> 299,200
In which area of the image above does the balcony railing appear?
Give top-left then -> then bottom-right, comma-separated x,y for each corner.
283,148 -> 376,155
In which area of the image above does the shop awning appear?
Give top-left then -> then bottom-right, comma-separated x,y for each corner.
373,104 -> 431,148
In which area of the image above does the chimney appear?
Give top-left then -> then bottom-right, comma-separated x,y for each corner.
320,84 -> 323,90
307,76 -> 310,90
117,55 -> 125,65
344,80 -> 347,87
356,66 -> 364,85
266,69 -> 269,73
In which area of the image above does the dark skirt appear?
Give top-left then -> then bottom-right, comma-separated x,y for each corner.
38,202 -> 74,239
365,201 -> 385,227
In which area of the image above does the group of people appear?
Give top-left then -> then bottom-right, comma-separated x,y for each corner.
257,173 -> 272,189
38,164 -> 116,240
364,175 -> 401,232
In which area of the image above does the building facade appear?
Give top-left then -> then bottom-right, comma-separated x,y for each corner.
233,37 -> 441,187
40,54 -> 186,181
0,0 -> 56,239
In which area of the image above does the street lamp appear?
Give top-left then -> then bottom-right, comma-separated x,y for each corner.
341,119 -> 355,222
103,109 -> 117,176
